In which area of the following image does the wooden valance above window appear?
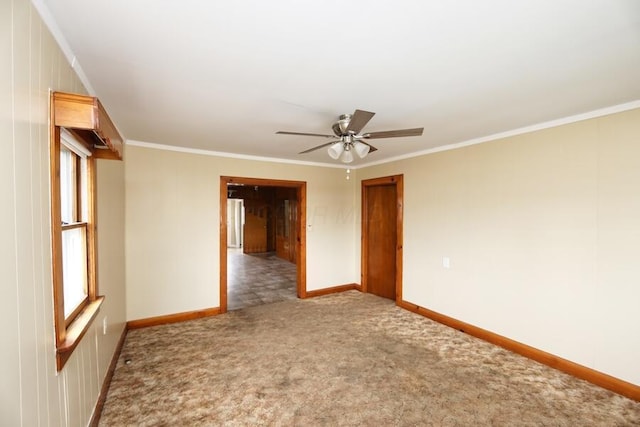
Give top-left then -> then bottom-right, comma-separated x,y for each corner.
52,91 -> 124,160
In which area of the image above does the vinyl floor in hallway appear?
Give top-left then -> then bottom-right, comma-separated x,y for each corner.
227,248 -> 297,310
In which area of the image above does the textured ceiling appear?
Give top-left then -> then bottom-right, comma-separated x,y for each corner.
37,0 -> 640,166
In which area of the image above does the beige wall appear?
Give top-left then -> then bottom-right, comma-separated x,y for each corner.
96,159 -> 127,373
357,108 -> 640,385
125,145 -> 357,320
0,1 -> 127,425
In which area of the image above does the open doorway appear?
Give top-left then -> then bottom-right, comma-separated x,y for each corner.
219,177 -> 307,313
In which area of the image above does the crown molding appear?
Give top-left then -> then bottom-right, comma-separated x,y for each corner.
126,140 -> 347,169
358,100 -> 640,168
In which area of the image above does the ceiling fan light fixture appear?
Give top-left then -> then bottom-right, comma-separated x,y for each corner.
277,109 -> 423,163
353,141 -> 370,158
328,142 -> 344,160
341,148 -> 354,163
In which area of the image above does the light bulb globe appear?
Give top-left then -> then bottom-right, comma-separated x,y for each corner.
327,142 -> 344,160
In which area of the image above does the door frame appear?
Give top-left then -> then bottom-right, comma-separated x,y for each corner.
220,176 -> 307,313
361,174 -> 404,303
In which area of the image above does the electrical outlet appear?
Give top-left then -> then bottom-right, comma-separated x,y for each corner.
102,317 -> 108,335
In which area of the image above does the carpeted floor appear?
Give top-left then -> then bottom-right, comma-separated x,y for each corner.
99,291 -> 640,426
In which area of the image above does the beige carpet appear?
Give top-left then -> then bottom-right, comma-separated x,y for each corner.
99,291 -> 640,426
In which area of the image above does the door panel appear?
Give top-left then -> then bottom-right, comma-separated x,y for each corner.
365,184 -> 397,300
243,199 -> 267,253
276,196 -> 298,263
289,201 -> 298,263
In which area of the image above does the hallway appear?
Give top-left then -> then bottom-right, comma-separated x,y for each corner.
227,248 -> 297,310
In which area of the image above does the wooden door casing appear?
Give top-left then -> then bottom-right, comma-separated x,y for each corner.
220,176 -> 307,314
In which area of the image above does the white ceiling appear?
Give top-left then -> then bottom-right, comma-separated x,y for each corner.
38,0 -> 640,166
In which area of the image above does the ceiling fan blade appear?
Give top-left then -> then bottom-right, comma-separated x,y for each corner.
363,127 -> 424,139
276,131 -> 335,138
346,109 -> 375,134
362,142 -> 378,153
299,141 -> 339,154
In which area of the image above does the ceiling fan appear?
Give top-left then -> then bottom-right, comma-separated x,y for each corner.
276,109 -> 423,163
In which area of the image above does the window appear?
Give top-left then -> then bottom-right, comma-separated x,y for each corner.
50,91 -> 123,370
60,135 -> 90,320
51,129 -> 101,370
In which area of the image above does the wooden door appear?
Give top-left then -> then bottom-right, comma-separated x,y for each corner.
362,176 -> 403,301
275,190 -> 298,263
288,200 -> 298,263
243,200 -> 267,253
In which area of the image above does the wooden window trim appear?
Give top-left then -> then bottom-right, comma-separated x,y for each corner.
50,92 -> 122,371
53,92 -> 124,160
62,222 -> 88,231
57,297 -> 104,369
51,126 -> 101,370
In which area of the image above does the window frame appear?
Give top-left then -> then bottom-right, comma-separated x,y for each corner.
50,127 -> 102,371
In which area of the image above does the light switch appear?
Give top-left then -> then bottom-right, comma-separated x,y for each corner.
443,257 -> 450,269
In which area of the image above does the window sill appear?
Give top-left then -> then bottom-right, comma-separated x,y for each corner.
57,296 -> 104,370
